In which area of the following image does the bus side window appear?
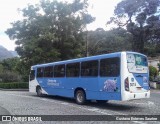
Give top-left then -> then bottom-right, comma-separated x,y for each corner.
37,67 -> 44,78
66,63 -> 80,77
100,57 -> 120,77
54,64 -> 65,77
44,66 -> 54,77
30,70 -> 35,81
81,60 -> 98,77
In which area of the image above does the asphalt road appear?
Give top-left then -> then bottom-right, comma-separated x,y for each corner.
0,90 -> 159,124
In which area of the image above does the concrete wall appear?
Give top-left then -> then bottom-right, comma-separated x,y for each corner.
150,82 -> 157,89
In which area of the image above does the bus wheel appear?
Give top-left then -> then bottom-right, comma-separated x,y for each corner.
75,90 -> 86,105
96,100 -> 108,104
37,87 -> 43,97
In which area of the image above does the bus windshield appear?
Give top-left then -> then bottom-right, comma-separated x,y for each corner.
127,53 -> 148,73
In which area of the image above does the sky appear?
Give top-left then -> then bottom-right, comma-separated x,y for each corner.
0,0 -> 121,51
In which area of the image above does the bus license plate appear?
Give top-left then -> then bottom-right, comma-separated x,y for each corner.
137,87 -> 142,90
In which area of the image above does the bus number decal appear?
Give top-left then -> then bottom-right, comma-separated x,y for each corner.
47,79 -> 60,86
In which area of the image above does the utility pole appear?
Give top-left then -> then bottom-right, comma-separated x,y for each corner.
86,30 -> 88,57
84,0 -> 89,57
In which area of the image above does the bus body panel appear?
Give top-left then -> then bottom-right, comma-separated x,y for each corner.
98,76 -> 121,100
120,52 -> 128,101
130,73 -> 150,92
35,76 -> 122,100
121,52 -> 150,101
37,77 -> 74,97
29,79 -> 48,94
29,51 -> 150,102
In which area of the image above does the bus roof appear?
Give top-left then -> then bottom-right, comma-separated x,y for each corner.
31,51 -> 146,68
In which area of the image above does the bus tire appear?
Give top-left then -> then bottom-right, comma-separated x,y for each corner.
36,86 -> 43,97
96,100 -> 108,104
75,90 -> 86,105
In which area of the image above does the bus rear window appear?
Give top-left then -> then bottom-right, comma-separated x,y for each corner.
127,53 -> 148,73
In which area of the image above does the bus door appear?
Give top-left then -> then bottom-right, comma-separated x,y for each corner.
29,69 -> 36,92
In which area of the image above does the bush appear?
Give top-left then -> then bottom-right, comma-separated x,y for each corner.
149,66 -> 158,81
0,71 -> 21,83
0,82 -> 28,89
149,76 -> 154,82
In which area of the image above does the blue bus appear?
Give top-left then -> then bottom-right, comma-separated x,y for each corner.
29,51 -> 150,104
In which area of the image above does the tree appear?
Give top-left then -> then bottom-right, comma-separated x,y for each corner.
1,58 -> 19,71
107,0 -> 160,53
6,0 -> 95,81
87,28 -> 106,55
149,66 -> 158,81
87,28 -> 132,55
0,58 -> 22,82
158,63 -> 160,72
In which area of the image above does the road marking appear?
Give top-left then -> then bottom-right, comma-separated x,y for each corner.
2,92 -> 147,124
133,101 -> 155,108
133,121 -> 147,124
85,108 -> 111,115
147,101 -> 154,105
41,98 -> 47,101
61,102 -> 69,105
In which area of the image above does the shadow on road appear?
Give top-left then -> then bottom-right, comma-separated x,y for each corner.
32,94 -> 141,112
0,106 -> 11,124
0,106 -> 11,115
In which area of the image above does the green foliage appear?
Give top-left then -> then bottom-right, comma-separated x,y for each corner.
87,28 -> 132,55
158,63 -> 160,72
6,0 -> 95,80
1,57 -> 19,71
107,0 -> 160,53
6,0 -> 94,62
0,64 -> 3,73
0,71 -> 21,83
0,82 -> 28,89
0,58 -> 22,82
149,66 -> 158,81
